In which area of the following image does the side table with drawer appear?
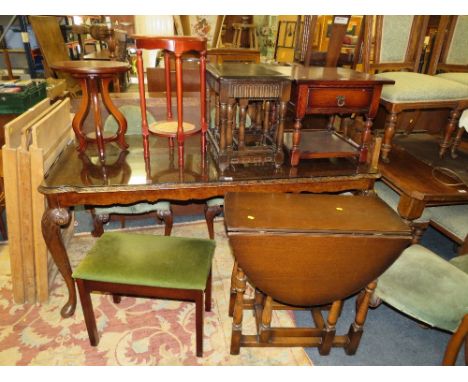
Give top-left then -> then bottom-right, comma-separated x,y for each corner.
281,66 -> 394,166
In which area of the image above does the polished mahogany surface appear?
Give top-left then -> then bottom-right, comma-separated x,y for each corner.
40,135 -> 377,200
40,134 -> 379,319
50,60 -> 131,75
207,62 -> 291,80
280,65 -> 395,85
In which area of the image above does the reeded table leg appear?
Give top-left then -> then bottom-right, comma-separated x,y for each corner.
41,206 -> 76,318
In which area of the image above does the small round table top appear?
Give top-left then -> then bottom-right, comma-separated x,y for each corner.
50,60 -> 131,75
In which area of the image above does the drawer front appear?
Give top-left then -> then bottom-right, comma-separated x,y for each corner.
307,87 -> 374,112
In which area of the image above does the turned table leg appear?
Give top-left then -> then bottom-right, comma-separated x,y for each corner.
359,116 -> 374,163
290,118 -> 303,167
439,109 -> 461,158
450,126 -> 465,159
346,280 -> 377,355
275,101 -> 287,167
381,111 -> 398,163
41,207 -> 75,318
230,266 -> 247,355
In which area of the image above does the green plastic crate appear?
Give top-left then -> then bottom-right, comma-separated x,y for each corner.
0,82 -> 47,114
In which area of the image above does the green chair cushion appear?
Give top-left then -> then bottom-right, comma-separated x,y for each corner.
72,232 -> 215,291
104,105 -> 157,135
94,201 -> 171,216
374,181 -> 431,223
428,204 -> 468,242
449,255 -> 468,273
436,72 -> 468,87
375,244 -> 468,332
206,197 -> 224,208
376,72 -> 468,103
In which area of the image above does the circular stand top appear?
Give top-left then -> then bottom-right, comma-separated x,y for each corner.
51,60 -> 131,75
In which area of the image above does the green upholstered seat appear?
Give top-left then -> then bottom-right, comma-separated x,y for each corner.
375,72 -> 468,103
427,204 -> 468,242
436,73 -> 468,87
73,232 -> 216,291
374,181 -> 431,223
94,201 -> 171,216
450,254 -> 468,273
375,244 -> 468,333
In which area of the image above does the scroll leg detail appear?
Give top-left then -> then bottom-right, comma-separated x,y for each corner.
42,207 -> 76,318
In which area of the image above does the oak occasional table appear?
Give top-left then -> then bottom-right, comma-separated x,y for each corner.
51,60 -> 131,161
39,135 -> 380,318
206,63 -> 291,170
279,65 -> 395,166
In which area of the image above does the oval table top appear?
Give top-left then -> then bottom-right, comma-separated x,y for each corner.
50,60 -> 131,75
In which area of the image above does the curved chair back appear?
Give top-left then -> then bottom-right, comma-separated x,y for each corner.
427,16 -> 468,74
361,15 -> 429,73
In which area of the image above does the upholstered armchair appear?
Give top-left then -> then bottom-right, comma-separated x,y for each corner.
360,16 -> 468,162
375,245 -> 468,365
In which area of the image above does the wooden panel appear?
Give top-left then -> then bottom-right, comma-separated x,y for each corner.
2,97 -> 75,303
29,98 -> 75,302
2,98 -> 51,302
2,146 -> 24,302
4,98 -> 50,148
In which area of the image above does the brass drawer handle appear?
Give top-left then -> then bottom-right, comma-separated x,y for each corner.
336,95 -> 346,107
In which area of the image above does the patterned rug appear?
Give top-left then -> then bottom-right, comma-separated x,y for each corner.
0,221 -> 312,366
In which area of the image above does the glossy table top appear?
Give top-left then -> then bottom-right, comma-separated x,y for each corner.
206,62 -> 292,80
272,64 -> 396,85
50,60 -> 131,75
206,63 -> 395,86
40,135 -> 377,196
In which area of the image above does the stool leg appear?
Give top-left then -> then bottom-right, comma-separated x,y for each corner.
205,270 -> 212,312
195,291 -> 204,357
76,279 -> 99,346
